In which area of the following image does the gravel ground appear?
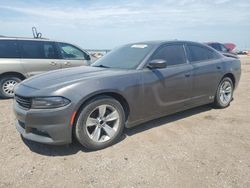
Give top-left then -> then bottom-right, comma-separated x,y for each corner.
0,57 -> 250,188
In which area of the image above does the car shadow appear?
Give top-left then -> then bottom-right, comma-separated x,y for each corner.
21,134 -> 127,156
0,97 -> 9,100
22,104 -> 212,156
125,104 -> 212,136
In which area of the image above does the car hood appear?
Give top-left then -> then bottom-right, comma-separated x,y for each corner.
21,66 -> 126,90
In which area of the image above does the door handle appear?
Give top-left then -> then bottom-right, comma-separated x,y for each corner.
50,62 -> 57,66
64,61 -> 71,66
216,65 -> 221,70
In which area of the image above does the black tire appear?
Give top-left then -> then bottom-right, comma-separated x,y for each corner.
74,96 -> 125,150
0,76 -> 21,98
214,77 -> 234,108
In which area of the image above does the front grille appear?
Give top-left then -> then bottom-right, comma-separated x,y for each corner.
15,95 -> 32,109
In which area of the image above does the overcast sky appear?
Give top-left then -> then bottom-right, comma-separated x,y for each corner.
0,0 -> 249,50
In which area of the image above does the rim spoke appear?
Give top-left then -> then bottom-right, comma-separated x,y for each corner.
103,124 -> 115,137
223,94 -> 227,102
91,126 -> 101,142
86,117 -> 97,127
220,93 -> 224,102
224,94 -> 230,102
225,86 -> 232,93
98,105 -> 107,117
105,111 -> 119,122
222,82 -> 229,89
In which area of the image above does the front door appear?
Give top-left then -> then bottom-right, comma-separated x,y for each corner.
57,42 -> 90,69
142,44 -> 193,117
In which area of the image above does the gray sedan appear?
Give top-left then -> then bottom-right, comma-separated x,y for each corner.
13,40 -> 241,150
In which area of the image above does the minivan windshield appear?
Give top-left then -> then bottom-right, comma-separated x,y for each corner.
92,44 -> 154,69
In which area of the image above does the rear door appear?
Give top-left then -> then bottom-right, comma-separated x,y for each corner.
142,43 -> 193,116
19,40 -> 61,77
186,44 -> 222,104
57,42 -> 90,68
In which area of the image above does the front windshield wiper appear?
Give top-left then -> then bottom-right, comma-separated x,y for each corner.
92,64 -> 111,68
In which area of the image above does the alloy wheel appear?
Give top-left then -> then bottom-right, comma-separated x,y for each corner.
219,80 -> 232,105
85,104 -> 120,143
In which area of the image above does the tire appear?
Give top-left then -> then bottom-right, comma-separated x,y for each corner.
0,76 -> 21,98
214,77 -> 234,108
75,96 -> 125,150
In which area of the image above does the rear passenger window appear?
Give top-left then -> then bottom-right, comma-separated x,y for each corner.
20,41 -> 43,59
209,43 -> 221,51
151,44 -> 186,66
0,40 -> 19,58
19,41 -> 58,59
187,45 -> 218,62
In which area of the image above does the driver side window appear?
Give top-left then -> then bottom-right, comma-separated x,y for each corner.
58,43 -> 87,60
151,44 -> 187,66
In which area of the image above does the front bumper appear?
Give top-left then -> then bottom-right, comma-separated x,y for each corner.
14,101 -> 74,145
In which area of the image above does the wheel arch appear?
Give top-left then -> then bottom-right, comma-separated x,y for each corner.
222,73 -> 235,88
0,72 -> 26,80
71,91 -> 130,140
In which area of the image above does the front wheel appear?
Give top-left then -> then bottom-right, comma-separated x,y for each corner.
75,96 -> 125,150
214,77 -> 234,108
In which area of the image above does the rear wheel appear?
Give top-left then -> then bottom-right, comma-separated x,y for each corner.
75,96 -> 125,150
0,76 -> 21,98
214,77 -> 234,108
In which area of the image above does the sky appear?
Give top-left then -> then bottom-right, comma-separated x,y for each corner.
0,0 -> 249,50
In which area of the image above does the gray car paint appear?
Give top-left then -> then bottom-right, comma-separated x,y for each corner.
13,41 -> 241,145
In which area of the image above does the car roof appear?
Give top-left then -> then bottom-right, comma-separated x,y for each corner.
0,36 -> 90,54
205,42 -> 221,45
132,40 -> 203,44
0,36 -> 77,44
128,40 -> 208,47
0,36 -> 51,41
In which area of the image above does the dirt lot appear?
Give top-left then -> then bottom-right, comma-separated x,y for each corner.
0,57 -> 250,188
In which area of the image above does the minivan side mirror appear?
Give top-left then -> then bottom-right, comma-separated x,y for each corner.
147,59 -> 167,69
85,54 -> 91,61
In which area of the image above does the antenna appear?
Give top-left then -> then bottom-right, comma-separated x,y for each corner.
32,27 -> 42,38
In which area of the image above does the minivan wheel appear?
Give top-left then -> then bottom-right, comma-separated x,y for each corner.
75,96 -> 125,150
0,76 -> 21,98
214,77 -> 234,108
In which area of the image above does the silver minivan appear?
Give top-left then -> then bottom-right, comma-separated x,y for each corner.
0,37 -> 91,98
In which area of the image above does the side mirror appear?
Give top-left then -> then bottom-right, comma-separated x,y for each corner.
147,59 -> 167,69
85,54 -> 91,61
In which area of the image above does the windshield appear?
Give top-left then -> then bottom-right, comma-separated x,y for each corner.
92,43 -> 154,69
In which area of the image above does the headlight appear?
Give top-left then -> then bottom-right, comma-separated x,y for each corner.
31,97 -> 71,109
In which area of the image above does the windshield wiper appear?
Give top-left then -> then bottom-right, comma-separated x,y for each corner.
92,64 -> 110,68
